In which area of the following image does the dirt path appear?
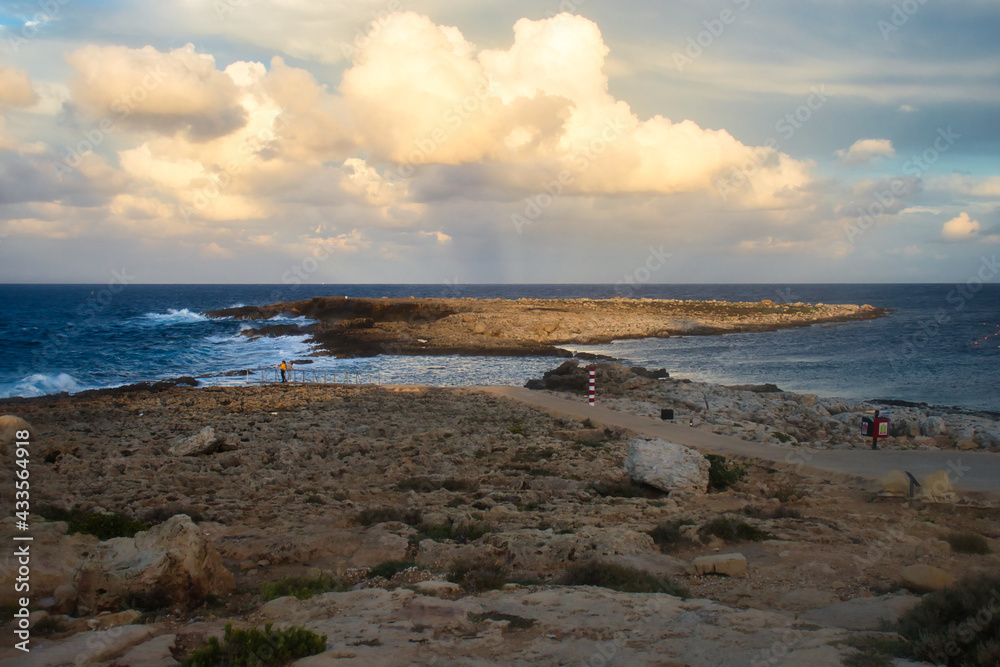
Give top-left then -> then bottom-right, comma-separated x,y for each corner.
476,386 -> 1000,496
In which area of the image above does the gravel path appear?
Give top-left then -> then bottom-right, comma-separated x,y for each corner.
478,386 -> 1000,497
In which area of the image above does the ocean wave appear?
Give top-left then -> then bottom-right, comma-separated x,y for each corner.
141,308 -> 209,325
1,372 -> 83,398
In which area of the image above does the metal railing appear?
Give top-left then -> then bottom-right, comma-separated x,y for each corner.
247,367 -> 382,385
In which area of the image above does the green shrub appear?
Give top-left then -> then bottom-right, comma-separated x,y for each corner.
558,561 -> 688,597
448,556 -> 508,592
355,506 -> 422,526
945,532 -> 992,555
183,622 -> 327,667
705,455 -> 749,491
260,575 -> 346,602
508,424 -> 525,435
896,572 -> 1000,666
771,431 -> 793,443
699,516 -> 771,542
38,506 -> 150,540
367,560 -> 416,581
411,520 -> 492,545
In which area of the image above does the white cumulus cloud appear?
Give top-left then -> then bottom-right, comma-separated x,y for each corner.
836,139 -> 895,164
941,212 -> 980,241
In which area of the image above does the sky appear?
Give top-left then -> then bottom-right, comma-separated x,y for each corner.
0,0 -> 998,285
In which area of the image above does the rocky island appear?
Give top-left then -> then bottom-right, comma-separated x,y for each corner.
206,296 -> 890,358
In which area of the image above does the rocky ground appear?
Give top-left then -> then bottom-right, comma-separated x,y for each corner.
529,360 -> 1000,454
1,380 -> 998,665
205,296 -> 890,358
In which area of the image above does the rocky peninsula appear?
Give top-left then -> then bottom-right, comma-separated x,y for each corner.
206,296 -> 890,358
1,371 -> 997,665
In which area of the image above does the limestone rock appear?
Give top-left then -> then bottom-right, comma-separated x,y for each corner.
75,515 -> 234,611
900,564 -> 955,593
116,634 -> 179,667
0,415 -> 33,457
88,609 -> 143,631
689,553 -> 747,578
882,470 -> 909,496
412,580 -> 463,597
482,527 -> 657,571
4,624 -> 158,666
169,426 -> 238,456
624,437 -> 709,494
920,470 -> 956,502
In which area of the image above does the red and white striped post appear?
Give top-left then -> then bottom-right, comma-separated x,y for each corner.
588,366 -> 596,406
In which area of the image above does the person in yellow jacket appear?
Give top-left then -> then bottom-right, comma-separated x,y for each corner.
279,360 -> 288,383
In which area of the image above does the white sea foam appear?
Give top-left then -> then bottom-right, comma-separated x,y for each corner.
141,308 -> 209,324
0,372 -> 83,398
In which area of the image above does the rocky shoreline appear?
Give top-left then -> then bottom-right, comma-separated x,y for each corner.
2,374 -> 997,665
206,296 -> 890,358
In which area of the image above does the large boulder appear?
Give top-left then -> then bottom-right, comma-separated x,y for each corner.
169,426 -> 238,456
625,437 -> 709,494
689,553 -> 747,578
74,515 -> 234,611
900,564 -> 955,593
0,415 -> 33,457
482,527 -> 657,571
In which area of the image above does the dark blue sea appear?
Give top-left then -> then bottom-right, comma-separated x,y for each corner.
1,284 -> 998,412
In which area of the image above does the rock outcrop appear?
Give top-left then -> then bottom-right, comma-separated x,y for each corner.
625,437 -> 710,494
74,515 -> 234,612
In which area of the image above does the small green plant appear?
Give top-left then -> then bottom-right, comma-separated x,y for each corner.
771,431 -> 793,443
558,561 -> 688,597
699,516 -> 771,542
183,623 -> 327,667
367,560 -> 416,581
448,556 -> 508,592
705,455 -> 749,491
896,572 -> 1000,666
468,611 -> 536,630
355,506 -> 423,526
38,506 -> 150,540
260,575 -> 346,601
411,520 -> 493,545
508,424 -> 525,435
945,532 -> 992,555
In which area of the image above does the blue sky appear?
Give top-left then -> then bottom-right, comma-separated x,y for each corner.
0,0 -> 998,284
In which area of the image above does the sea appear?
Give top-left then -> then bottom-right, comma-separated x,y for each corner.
1,284 -> 998,413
